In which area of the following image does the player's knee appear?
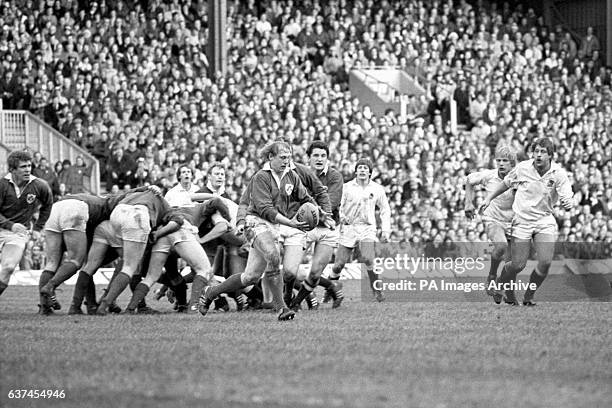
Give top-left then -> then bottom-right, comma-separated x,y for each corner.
536,261 -> 551,275
509,260 -> 527,273
241,271 -> 260,286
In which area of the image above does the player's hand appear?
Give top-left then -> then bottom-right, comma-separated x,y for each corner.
478,199 -> 491,215
290,219 -> 310,231
149,231 -> 158,244
147,185 -> 162,196
464,205 -> 475,219
31,230 -> 42,241
11,223 -> 29,235
322,215 -> 336,230
381,232 -> 391,243
560,196 -> 574,210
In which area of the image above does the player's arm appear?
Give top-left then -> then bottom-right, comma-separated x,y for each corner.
0,184 -> 19,231
302,167 -> 332,214
377,186 -> 392,242
480,168 -> 516,213
151,212 -> 184,242
327,169 -> 344,211
235,181 -> 252,234
190,192 -> 215,201
556,169 -> 575,210
33,181 -> 54,233
464,171 -> 486,218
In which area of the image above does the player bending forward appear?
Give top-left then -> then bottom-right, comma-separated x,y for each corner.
480,137 -> 574,305
197,140 -> 313,321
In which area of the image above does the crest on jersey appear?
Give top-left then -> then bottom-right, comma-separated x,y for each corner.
285,183 -> 294,195
547,179 -> 555,188
26,194 -> 36,204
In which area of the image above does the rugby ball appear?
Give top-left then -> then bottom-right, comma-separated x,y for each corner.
295,202 -> 319,231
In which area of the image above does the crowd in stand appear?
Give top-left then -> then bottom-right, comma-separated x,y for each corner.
1,0 -> 611,260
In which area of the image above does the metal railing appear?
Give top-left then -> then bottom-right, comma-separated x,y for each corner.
0,109 -> 100,194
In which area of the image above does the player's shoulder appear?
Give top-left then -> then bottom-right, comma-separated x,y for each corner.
515,159 -> 534,170
30,176 -> 52,192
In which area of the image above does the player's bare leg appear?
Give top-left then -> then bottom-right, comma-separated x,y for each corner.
522,234 -> 555,306
496,239 -> 530,305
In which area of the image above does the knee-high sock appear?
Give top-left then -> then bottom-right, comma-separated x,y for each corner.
207,274 -> 244,299
49,262 -> 80,288
172,280 -> 187,306
72,271 -> 90,308
291,277 -> 318,307
102,272 -> 130,305
366,268 -> 378,291
189,275 -> 208,306
284,275 -> 296,305
39,270 -> 54,290
524,268 -> 546,301
265,271 -> 286,310
86,275 -> 97,307
127,282 -> 150,311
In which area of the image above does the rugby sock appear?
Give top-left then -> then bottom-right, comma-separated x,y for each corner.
130,274 -> 142,292
190,275 -> 208,306
39,269 -> 55,307
0,281 -> 7,296
292,277 -> 317,307
85,274 -> 97,310
524,268 -> 546,301
49,262 -> 80,288
284,275 -> 296,305
127,282 -> 150,311
102,272 -> 130,305
265,271 -> 286,310
172,279 -> 188,307
39,270 -> 54,290
318,276 -> 332,289
207,273 -> 243,299
366,268 -> 378,291
72,271 -> 90,308
489,256 -> 502,280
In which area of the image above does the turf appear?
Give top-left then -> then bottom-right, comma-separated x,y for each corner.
1,283 -> 611,408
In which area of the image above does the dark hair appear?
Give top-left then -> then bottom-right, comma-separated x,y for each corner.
354,157 -> 373,174
177,165 -> 192,181
307,140 -> 329,156
8,150 -> 32,171
532,137 -> 554,156
208,162 -> 226,175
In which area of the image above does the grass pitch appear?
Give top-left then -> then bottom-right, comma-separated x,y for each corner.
1,282 -> 611,408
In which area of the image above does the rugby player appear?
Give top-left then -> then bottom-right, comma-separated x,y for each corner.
464,144 -> 517,295
198,140 -> 314,320
480,137 -> 574,305
0,151 -> 53,299
329,158 -> 391,302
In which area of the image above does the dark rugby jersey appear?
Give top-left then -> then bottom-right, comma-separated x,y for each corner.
247,164 -> 315,223
0,174 -> 53,231
289,163 -> 332,219
118,190 -> 172,229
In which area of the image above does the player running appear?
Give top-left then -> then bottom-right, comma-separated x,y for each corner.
197,140 -> 314,320
289,141 -> 345,310
329,158 -> 391,302
0,151 -> 53,300
464,144 -> 517,295
480,137 -> 574,305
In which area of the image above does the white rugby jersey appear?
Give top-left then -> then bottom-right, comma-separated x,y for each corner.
340,178 -> 391,233
503,159 -> 574,222
164,183 -> 200,207
467,168 -> 515,223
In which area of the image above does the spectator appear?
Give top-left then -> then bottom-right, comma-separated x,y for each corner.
32,157 -> 60,198
106,145 -> 135,189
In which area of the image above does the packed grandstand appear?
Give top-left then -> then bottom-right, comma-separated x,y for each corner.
1,0 -> 611,270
